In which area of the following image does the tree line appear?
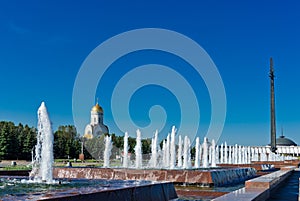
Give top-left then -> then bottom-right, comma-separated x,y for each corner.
0,122 -> 83,160
0,121 -> 36,160
0,121 -> 155,160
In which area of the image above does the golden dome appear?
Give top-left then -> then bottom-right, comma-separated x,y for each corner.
83,133 -> 93,139
91,103 -> 103,113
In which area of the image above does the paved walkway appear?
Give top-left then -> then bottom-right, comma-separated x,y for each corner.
0,160 -> 31,167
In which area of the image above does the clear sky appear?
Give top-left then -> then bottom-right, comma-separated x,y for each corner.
0,0 -> 299,146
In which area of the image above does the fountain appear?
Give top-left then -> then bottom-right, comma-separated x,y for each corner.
211,139 -> 217,167
224,142 -> 228,164
194,137 -> 200,168
123,132 -> 129,168
177,135 -> 183,168
238,145 -> 242,164
103,135 -> 112,167
0,103 -> 178,201
51,124 -> 298,192
30,102 -> 54,184
115,126 -> 287,174
165,133 -> 170,168
202,137 -> 209,168
53,128 -> 259,187
243,146 -> 247,164
216,145 -> 219,164
247,146 -> 251,163
220,143 -> 224,164
2,100 -> 292,201
149,130 -> 158,168
170,126 -> 176,169
209,142 -> 212,164
228,146 -> 232,164
135,129 -> 142,169
233,144 -> 238,164
12,102 -> 296,200
162,140 -> 167,168
183,136 -> 191,169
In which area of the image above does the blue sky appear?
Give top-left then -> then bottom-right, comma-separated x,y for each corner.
0,1 -> 299,146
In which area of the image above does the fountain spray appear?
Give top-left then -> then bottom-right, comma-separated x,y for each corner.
30,102 -> 54,183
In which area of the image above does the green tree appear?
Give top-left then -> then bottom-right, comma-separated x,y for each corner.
111,134 -> 124,149
7,123 -> 18,159
142,138 -> 151,154
128,137 -> 136,153
22,125 -> 37,160
53,125 -> 81,159
191,146 -> 196,160
0,122 -> 10,159
0,121 -> 18,159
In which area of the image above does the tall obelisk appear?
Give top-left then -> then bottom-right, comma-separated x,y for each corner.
269,57 -> 277,152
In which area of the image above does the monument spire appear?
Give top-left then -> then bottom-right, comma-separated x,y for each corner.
269,57 -> 277,152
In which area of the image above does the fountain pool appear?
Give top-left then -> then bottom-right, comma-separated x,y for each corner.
0,176 -> 177,201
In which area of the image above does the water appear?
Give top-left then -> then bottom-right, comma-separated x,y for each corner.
183,136 -> 191,169
220,143 -> 224,164
194,137 -> 200,168
103,135 -> 112,167
267,169 -> 300,201
162,140 -> 167,168
123,132 -> 129,168
30,102 -> 54,184
210,167 -> 256,186
202,137 -> 209,168
215,146 -> 219,164
208,143 -> 212,164
224,142 -> 228,164
165,134 -> 170,168
135,129 -> 142,169
238,145 -> 242,164
233,144 -> 238,164
170,126 -> 176,169
176,182 -> 245,201
177,135 -> 183,168
211,139 -> 216,167
0,177 -> 158,201
149,130 -> 158,168
228,145 -> 232,164
247,146 -> 251,163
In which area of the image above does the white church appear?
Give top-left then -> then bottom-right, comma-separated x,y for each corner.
83,102 -> 109,139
